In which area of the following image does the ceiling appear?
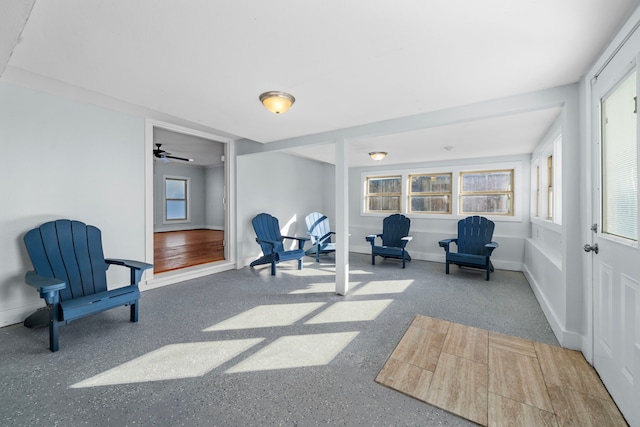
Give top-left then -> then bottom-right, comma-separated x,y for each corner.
5,1 -> 639,167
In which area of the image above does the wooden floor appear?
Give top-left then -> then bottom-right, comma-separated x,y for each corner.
376,315 -> 627,426
154,229 -> 224,273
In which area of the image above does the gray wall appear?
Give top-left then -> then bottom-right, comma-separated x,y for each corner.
206,165 -> 225,230
153,162 -> 225,231
153,161 -> 206,231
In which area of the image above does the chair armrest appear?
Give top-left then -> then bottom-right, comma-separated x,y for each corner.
318,231 -> 336,244
438,238 -> 457,246
366,233 -> 383,244
25,271 -> 66,303
106,259 -> 153,285
484,242 -> 499,256
438,238 -> 457,250
106,259 -> 153,271
256,238 -> 280,248
282,235 -> 310,243
401,236 -> 412,248
282,236 -> 309,250
25,271 -> 66,292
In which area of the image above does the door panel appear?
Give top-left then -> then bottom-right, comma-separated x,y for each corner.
592,65 -> 640,426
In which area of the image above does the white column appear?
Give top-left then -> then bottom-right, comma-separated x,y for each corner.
335,138 -> 349,295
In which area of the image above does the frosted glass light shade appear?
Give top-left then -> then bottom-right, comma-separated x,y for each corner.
369,151 -> 387,161
260,91 -> 295,114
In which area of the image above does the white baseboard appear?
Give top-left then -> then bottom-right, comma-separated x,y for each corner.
0,301 -> 44,328
523,264 -> 583,351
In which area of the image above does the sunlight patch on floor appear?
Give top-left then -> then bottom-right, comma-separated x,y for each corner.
288,282 -> 363,294
352,279 -> 414,295
348,269 -> 375,275
305,299 -> 394,324
226,332 -> 360,373
281,267 -> 336,277
203,302 -> 325,331
70,339 -> 263,388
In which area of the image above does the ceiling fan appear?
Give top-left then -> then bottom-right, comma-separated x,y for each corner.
153,144 -> 193,162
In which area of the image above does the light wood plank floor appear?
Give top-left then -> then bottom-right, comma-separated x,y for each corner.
154,229 -> 224,273
376,315 -> 627,426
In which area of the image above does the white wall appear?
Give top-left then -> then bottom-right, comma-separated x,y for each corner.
522,88 -> 583,350
0,82 -> 147,326
236,152 -> 333,267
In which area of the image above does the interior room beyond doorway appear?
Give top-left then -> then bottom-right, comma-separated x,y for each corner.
152,126 -> 227,274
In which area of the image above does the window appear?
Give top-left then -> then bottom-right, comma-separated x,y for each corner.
547,155 -> 553,220
531,132 -> 562,224
460,169 -> 513,215
365,175 -> 401,213
362,161 -> 521,220
165,177 -> 189,221
535,164 -> 540,217
408,173 -> 452,214
601,70 -> 638,241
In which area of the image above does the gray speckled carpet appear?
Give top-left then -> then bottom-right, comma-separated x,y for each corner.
1,253 -> 557,426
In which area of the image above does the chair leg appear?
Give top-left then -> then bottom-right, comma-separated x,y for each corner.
486,266 -> 490,281
271,261 -> 276,276
130,302 -> 139,322
49,304 -> 59,352
371,253 -> 375,265
316,245 -> 320,263
445,261 -> 450,274
402,249 -> 406,269
298,258 -> 303,270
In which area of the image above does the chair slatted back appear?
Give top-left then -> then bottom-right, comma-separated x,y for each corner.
305,212 -> 331,245
457,216 -> 495,255
24,219 -> 108,302
252,213 -> 284,255
381,214 -> 411,247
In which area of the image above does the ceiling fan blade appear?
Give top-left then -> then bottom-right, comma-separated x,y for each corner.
165,155 -> 193,162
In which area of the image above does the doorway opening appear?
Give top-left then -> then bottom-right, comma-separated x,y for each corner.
152,126 -> 227,274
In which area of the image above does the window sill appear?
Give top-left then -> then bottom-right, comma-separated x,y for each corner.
530,217 -> 562,233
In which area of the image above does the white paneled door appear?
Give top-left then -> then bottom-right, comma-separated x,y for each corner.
592,64 -> 640,427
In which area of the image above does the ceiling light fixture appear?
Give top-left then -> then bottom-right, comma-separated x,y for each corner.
369,151 -> 387,161
259,91 -> 295,114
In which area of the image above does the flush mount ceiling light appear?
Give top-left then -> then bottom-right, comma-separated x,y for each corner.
259,91 -> 295,114
369,151 -> 387,161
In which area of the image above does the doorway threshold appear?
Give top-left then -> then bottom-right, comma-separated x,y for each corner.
143,260 -> 236,291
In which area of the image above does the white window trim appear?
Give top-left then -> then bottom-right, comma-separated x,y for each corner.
163,175 -> 191,224
361,161 -> 523,222
531,130 -> 562,227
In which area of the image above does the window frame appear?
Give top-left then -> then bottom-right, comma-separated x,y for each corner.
408,172 -> 453,214
364,175 -> 402,214
531,130 -> 562,227
361,161 -> 523,221
163,175 -> 191,224
459,169 -> 515,216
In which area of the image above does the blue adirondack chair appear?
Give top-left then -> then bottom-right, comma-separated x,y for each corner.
23,219 -> 153,351
366,214 -> 412,268
305,212 -> 336,262
438,216 -> 499,281
250,213 -> 309,276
